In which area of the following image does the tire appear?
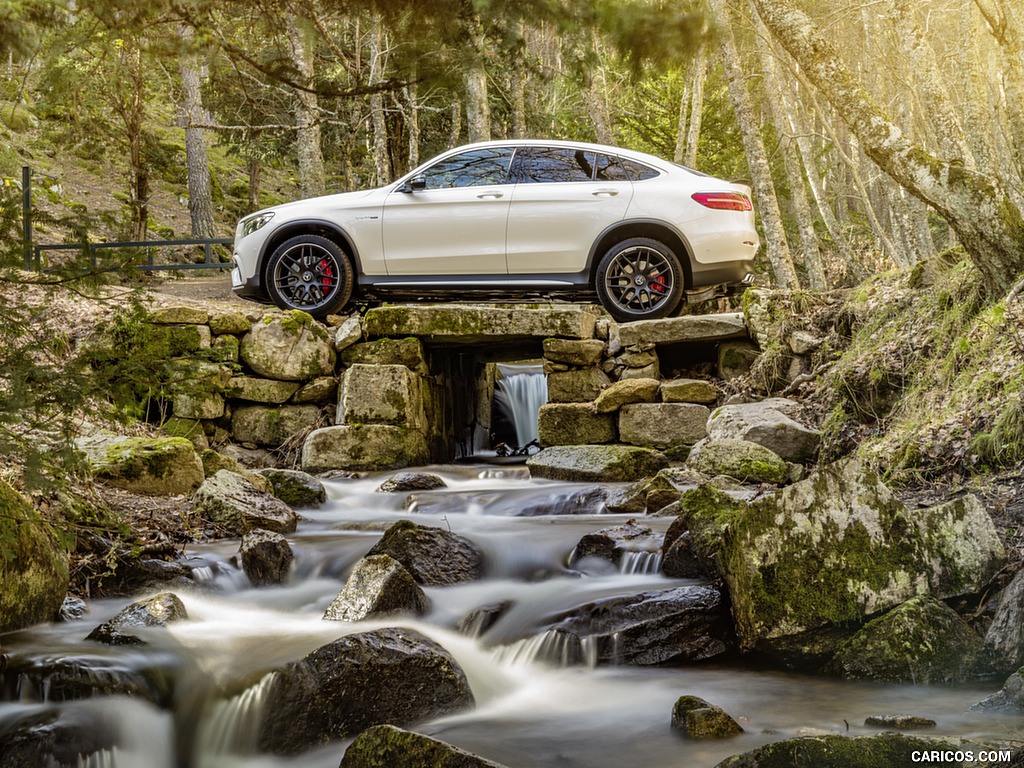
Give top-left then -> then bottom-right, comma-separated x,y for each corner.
264,234 -> 354,319
595,237 -> 684,322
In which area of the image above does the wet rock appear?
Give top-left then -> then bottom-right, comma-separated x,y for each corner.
714,734 -> 998,768
662,532 -> 708,579
687,438 -> 788,484
323,554 -> 428,621
822,597 -> 983,683
192,470 -> 297,535
341,724 -> 509,768
547,585 -> 733,666
376,472 -> 447,493
240,530 -> 294,586
114,558 -> 194,594
367,519 -> 483,586
0,707 -> 119,768
538,403 -> 617,446
75,435 -> 204,496
619,403 -> 709,449
258,627 -> 474,755
716,459 -> 1005,664
864,715 -> 936,729
527,445 -> 669,483
593,378 -> 660,413
458,601 -> 514,637
0,479 -> 69,633
705,398 -> 820,463
671,695 -> 743,738
569,520 -> 662,570
58,596 -> 88,622
661,484 -> 748,580
973,666 -> 1024,711
240,310 -> 336,381
514,486 -> 609,516
983,567 -> 1024,673
256,468 -> 327,507
86,592 -> 188,646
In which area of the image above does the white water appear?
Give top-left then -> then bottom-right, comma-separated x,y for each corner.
493,363 -> 547,449
2,465 -> 1022,768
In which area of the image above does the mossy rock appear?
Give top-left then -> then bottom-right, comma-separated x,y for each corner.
76,436 -> 204,496
715,734 -> 998,768
0,104 -> 37,130
302,424 -> 430,473
323,554 -> 428,621
340,724 -> 508,768
192,469 -> 297,535
687,438 -> 788,484
671,695 -> 743,738
239,311 -> 335,381
209,311 -> 251,335
149,306 -> 210,325
822,596 -> 984,683
537,403 -> 616,446
526,445 -> 669,483
340,338 -> 430,375
593,377 -> 660,413
255,468 -> 327,507
0,480 -> 70,633
367,519 -> 482,587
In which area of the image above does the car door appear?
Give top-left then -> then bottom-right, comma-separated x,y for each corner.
505,148 -> 633,274
381,147 -> 515,275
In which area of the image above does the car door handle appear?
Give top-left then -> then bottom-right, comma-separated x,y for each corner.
477,192 -> 504,199
592,189 -> 619,197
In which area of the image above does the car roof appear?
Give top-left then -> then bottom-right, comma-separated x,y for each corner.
437,139 -> 676,172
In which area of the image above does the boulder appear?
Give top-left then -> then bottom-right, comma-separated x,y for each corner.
569,520 -> 662,570
983,567 -> 1024,673
0,480 -> 69,633
256,468 -> 327,507
537,403 -> 616,446
240,530 -> 294,586
341,338 -> 430,375
341,725 -> 508,768
687,438 -> 788,484
291,376 -> 336,404
527,445 -> 669,483
341,725 -> 507,768
546,367 -> 611,403
363,305 -> 597,342
671,695 -> 743,738
258,627 -> 474,755
593,378 -> 660,413
85,592 -> 187,646
192,470 -> 298,535
662,484 -> 748,579
545,585 -> 732,666
339,364 -> 427,430
230,404 -> 322,446
334,316 -> 363,351
616,313 -> 747,347
302,424 -> 429,473
618,403 -> 710,449
209,310 -> 251,335
973,667 -> 1024,711
224,376 -> 301,404
714,734 -> 998,768
240,310 -> 335,381
706,398 -> 820,463
323,554 -> 429,621
367,519 -> 483,586
661,378 -> 718,404
75,435 -> 204,496
717,459 -> 1005,661
376,472 -> 447,493
543,338 -> 606,366
822,597 -> 984,683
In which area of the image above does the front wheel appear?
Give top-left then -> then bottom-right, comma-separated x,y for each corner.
595,237 -> 684,322
265,234 -> 354,319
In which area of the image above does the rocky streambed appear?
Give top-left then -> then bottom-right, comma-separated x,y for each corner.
2,463 -> 1024,768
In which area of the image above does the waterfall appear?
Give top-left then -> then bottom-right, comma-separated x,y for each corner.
492,629 -> 596,668
193,674 -> 275,764
493,363 -> 547,450
618,551 -> 664,575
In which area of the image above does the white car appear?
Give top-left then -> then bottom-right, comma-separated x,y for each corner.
231,139 -> 758,322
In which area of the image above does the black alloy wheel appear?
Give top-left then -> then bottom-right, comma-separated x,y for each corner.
265,234 -> 354,319
595,237 -> 683,322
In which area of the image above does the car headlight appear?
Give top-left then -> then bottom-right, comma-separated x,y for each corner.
241,212 -> 274,238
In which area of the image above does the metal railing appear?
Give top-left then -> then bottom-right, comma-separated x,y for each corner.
20,165 -> 234,272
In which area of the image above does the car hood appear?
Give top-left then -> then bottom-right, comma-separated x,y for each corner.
260,187 -> 381,219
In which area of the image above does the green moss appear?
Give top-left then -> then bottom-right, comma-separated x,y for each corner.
718,734 -> 974,768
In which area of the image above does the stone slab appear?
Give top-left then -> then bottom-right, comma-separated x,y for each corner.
364,305 -> 598,342
617,313 -> 747,347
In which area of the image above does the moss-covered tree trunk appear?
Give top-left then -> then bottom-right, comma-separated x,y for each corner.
752,0 -> 1024,294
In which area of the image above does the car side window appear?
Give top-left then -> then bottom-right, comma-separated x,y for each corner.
595,154 -> 631,181
419,148 -> 515,189
620,159 -> 661,181
519,148 -> 597,183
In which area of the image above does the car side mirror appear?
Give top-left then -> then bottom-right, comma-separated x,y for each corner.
399,174 -> 427,193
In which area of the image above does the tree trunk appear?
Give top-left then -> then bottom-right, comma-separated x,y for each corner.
369,15 -> 391,185
584,32 -> 615,146
459,8 -> 490,143
711,0 -> 799,289
177,29 -> 216,239
683,47 -> 707,168
121,43 -> 148,242
753,0 -> 1024,292
510,20 -> 527,140
286,12 -> 326,198
972,0 -> 1024,182
958,0 -> 999,179
248,158 -> 261,211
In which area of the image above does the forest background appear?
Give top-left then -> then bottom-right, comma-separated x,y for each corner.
1,0 -> 1024,493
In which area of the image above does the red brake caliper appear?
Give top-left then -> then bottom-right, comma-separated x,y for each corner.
320,259 -> 334,290
649,274 -> 666,293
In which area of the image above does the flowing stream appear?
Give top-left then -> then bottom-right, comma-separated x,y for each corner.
493,364 -> 547,449
2,466 -> 1022,768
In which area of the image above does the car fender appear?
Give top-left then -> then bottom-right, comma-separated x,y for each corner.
586,218 -> 695,289
257,219 -> 368,284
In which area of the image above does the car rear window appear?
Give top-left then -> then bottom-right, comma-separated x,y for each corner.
595,154 -> 631,181
620,159 -> 660,181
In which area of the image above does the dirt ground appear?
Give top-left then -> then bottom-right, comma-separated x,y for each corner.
146,271 -> 254,312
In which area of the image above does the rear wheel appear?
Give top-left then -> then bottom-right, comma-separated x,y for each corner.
265,234 -> 354,319
595,237 -> 683,322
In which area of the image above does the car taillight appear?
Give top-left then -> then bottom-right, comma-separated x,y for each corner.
692,192 -> 752,211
